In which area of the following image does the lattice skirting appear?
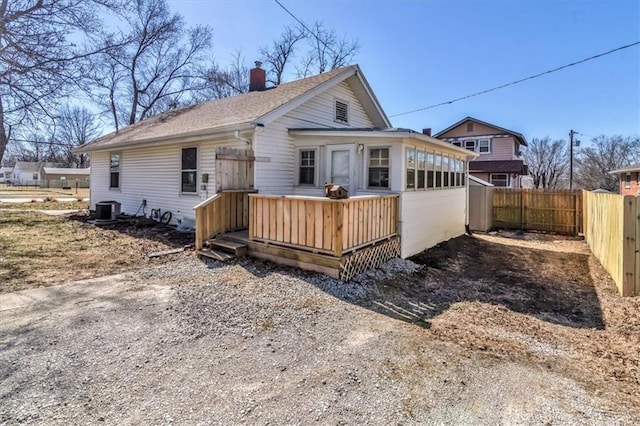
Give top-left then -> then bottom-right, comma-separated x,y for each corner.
339,237 -> 400,281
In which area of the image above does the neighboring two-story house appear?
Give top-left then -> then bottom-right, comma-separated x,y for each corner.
434,117 -> 528,188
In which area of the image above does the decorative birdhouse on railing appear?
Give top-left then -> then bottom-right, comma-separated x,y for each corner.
324,183 -> 348,199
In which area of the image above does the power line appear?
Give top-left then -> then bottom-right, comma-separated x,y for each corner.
389,41 -> 640,118
274,0 -> 341,59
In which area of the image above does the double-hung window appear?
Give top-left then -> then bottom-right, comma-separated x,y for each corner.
109,153 -> 120,189
477,139 -> 491,153
435,153 -> 442,188
368,148 -> 389,188
181,147 -> 198,193
490,173 -> 509,187
299,150 -> 316,185
625,173 -> 631,188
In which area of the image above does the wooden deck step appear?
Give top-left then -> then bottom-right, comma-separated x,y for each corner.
198,248 -> 235,262
206,238 -> 248,257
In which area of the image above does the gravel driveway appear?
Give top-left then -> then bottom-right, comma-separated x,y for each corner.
1,250 -> 633,425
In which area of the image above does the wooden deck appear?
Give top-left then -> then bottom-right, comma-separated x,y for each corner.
194,192 -> 401,280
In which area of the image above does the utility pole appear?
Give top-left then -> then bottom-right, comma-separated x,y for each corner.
569,129 -> 576,190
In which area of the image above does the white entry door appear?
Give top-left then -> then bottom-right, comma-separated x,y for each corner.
326,144 -> 356,195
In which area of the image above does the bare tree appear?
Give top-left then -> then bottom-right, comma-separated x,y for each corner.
198,51 -> 250,101
522,137 -> 569,189
89,0 -> 213,131
574,135 -> 640,192
6,131 -> 63,163
53,105 -> 100,167
260,25 -> 306,85
296,22 -> 360,77
0,0 -> 114,164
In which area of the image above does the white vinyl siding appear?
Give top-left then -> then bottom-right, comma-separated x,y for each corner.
399,189 -> 467,258
256,80 -> 375,195
89,140 -> 235,223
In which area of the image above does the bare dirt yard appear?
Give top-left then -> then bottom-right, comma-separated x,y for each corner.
0,209 -> 192,293
1,211 -> 639,424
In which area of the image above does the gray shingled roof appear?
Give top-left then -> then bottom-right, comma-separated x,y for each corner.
434,116 -> 528,147
14,161 -> 64,172
79,66 -> 358,152
609,162 -> 640,174
469,160 -> 526,174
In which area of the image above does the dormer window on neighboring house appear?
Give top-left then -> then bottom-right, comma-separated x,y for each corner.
334,99 -> 349,124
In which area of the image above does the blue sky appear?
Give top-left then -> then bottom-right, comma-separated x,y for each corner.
170,0 -> 639,143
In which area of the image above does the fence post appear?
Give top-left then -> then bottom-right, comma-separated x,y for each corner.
333,201 -> 344,257
622,196 -> 637,296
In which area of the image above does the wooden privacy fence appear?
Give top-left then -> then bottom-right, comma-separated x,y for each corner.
194,190 -> 257,250
248,194 -> 399,257
492,189 -> 583,235
583,191 -> 639,296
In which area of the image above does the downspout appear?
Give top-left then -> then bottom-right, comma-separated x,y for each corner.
234,130 -> 252,147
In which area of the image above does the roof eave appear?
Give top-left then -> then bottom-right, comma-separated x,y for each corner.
434,116 -> 528,146
288,129 -> 479,157
75,122 -> 256,153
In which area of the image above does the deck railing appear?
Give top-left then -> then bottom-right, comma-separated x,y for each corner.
248,194 -> 399,257
194,190 -> 257,250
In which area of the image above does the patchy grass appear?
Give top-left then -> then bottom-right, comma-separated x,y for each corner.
0,210 -> 193,293
0,201 -> 89,210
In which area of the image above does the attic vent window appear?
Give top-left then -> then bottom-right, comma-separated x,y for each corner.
467,122 -> 474,132
334,99 -> 349,124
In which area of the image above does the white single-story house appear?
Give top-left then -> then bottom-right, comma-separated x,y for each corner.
77,63 -> 478,278
12,161 -> 64,185
0,167 -> 12,183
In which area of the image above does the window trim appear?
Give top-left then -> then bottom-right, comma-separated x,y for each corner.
180,146 -> 199,195
333,98 -> 350,125
625,173 -> 631,189
367,146 -> 391,190
109,152 -> 121,190
297,148 -> 319,186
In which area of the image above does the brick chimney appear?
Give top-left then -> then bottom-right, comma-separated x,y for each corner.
422,128 -> 432,136
249,61 -> 266,92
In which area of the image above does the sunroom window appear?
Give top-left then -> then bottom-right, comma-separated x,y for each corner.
417,150 -> 426,189
406,148 -> 416,190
